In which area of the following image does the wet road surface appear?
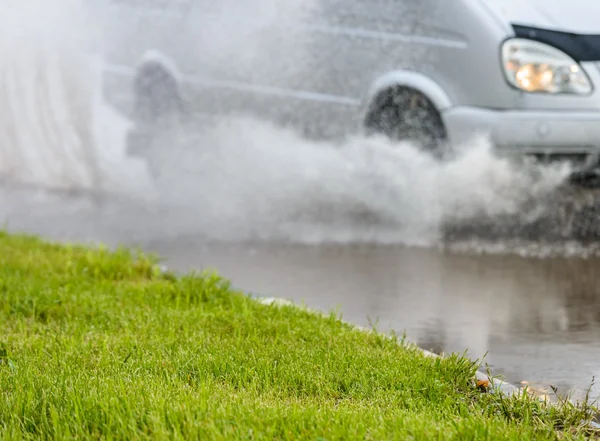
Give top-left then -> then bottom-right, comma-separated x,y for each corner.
146,239 -> 600,403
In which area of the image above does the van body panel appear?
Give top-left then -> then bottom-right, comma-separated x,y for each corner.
100,0 -> 600,154
479,0 -> 600,34
103,0 -> 514,110
364,71 -> 454,112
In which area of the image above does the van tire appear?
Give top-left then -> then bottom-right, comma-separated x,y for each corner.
132,60 -> 183,125
365,86 -> 448,156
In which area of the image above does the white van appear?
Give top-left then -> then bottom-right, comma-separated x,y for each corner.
101,0 -> 600,169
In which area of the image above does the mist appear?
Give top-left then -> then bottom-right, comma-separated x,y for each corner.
0,0 -> 586,250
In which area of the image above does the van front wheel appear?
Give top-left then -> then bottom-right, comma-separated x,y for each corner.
365,87 -> 448,157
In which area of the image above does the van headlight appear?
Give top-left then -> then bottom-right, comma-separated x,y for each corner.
501,38 -> 593,95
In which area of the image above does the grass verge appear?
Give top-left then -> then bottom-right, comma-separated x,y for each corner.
0,232 -> 597,440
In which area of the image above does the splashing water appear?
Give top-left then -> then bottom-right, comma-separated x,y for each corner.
0,0 -> 581,249
0,0 -> 146,193
132,118 -> 572,246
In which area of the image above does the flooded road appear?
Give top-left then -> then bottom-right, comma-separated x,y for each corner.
146,239 -> 600,403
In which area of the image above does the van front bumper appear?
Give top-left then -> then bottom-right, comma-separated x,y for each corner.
443,107 -> 600,157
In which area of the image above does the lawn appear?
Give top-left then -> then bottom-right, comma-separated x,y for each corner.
0,232 -> 596,440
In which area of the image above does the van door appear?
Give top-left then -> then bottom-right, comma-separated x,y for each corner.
183,0 -> 360,137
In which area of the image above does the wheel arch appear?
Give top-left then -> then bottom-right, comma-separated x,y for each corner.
136,49 -> 183,83
362,70 -> 453,117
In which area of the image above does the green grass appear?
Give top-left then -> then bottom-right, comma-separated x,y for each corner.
0,232 -> 597,440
